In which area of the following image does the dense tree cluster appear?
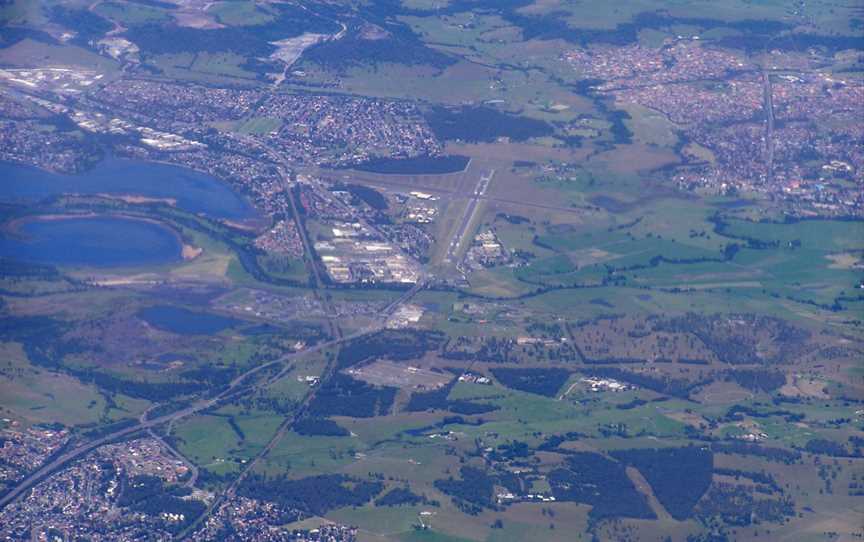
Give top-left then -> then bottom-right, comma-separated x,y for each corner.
443,336 -> 517,363
548,452 -> 655,521
304,20 -> 455,70
655,313 -> 810,365
712,442 -> 801,464
489,440 -> 532,462
725,369 -> 787,393
405,378 -> 498,415
722,404 -> 805,423
239,474 -> 383,516
714,468 -> 781,493
49,6 -> 113,43
424,106 -> 553,143
293,417 -> 349,437
695,483 -> 794,526
612,447 -> 713,520
336,330 -> 446,369
308,374 -> 397,418
118,475 -> 205,533
804,438 -> 858,457
342,184 -> 388,211
490,367 -> 570,397
434,466 -> 495,513
537,432 -> 583,451
374,487 -> 427,507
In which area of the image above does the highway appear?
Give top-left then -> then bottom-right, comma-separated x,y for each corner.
0,321 -> 393,512
278,168 -> 347,341
174,278 -> 427,539
382,278 -> 428,315
283,169 -> 326,290
236,137 -> 327,291
241,139 -> 346,338
0,214 -> 427,535
0,99 -> 424,520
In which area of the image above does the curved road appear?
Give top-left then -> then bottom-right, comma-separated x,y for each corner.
0,272 -> 427,513
0,324 -> 382,511
174,279 -> 427,539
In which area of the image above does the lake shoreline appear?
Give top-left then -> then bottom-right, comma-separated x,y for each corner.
0,213 -> 192,269
0,158 -> 260,222
5,212 -> 202,261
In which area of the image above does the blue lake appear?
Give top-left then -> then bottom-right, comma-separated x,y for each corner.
0,159 -> 256,220
0,215 -> 183,267
137,305 -> 240,335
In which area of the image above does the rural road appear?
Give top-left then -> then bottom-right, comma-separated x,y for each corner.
174,278 -> 428,539
1,272 -> 427,525
0,322 -> 388,511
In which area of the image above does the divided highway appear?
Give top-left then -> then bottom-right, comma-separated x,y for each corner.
0,312 -> 409,512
